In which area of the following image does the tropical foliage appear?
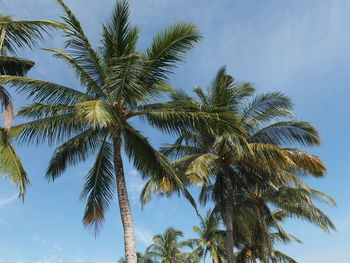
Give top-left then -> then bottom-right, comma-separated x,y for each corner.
146,228 -> 198,263
0,1 -> 237,263
0,14 -> 61,197
0,1 -> 336,263
190,210 -> 226,263
142,67 -> 335,263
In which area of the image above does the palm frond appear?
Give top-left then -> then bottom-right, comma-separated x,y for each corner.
122,124 -> 198,212
250,121 -> 321,147
242,92 -> 293,126
46,128 -> 102,181
145,22 -> 201,80
0,16 -> 64,54
0,128 -> 29,198
43,48 -> 105,97
0,75 -> 94,104
80,138 -> 115,234
274,251 -> 297,263
101,0 -> 138,58
0,56 -> 34,76
283,149 -> 326,178
75,100 -> 118,128
56,0 -> 105,89
14,113 -> 81,146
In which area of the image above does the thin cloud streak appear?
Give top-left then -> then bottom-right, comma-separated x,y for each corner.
0,194 -> 17,208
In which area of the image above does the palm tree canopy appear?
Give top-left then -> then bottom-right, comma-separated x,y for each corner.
142,66 -> 325,205
0,14 -> 63,197
0,0 -> 240,234
141,67 -> 333,263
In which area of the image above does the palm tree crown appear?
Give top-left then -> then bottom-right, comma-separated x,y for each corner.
143,66 -> 329,263
146,228 -> 196,263
0,14 -> 62,197
0,1 -> 231,262
191,210 -> 226,263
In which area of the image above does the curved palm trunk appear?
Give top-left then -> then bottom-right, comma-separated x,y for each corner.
113,125 -> 137,263
223,165 -> 235,263
257,203 -> 277,263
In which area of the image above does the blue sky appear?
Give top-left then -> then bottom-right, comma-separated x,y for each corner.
0,0 -> 349,262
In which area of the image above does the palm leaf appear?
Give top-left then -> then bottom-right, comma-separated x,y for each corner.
0,128 -> 29,198
145,22 -> 201,80
43,48 -> 105,97
80,138 -> 115,234
0,16 -> 64,54
250,121 -> 321,147
0,56 -> 34,76
56,0 -> 105,90
0,75 -> 94,104
46,128 -> 102,181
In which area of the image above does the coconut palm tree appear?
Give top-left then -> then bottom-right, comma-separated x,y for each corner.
142,67 -> 326,263
251,186 -> 335,263
231,181 -> 335,263
0,1 -> 238,262
234,208 -> 300,263
146,228 -> 197,263
198,164 -> 335,263
0,14 -> 62,126
0,15 -> 62,197
190,209 -> 226,263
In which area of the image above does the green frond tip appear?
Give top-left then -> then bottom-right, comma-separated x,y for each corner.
0,16 -> 65,54
145,21 -> 202,78
0,129 -> 30,198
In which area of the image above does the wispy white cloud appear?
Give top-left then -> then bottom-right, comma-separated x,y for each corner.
0,194 -> 17,208
135,226 -> 153,246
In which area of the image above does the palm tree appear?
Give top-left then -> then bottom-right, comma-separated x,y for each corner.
0,15 -> 62,197
234,209 -> 300,263
0,1 -> 236,262
252,186 -> 335,263
143,67 -> 326,263
146,228 -> 196,263
232,181 -> 335,263
191,210 -> 226,263
0,15 -> 62,126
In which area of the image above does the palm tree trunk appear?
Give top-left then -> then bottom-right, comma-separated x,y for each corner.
223,165 -> 235,263
113,125 -> 137,263
257,203 -> 277,263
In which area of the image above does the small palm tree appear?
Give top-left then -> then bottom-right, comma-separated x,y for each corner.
0,1 -> 235,262
191,210 -> 226,263
234,209 -> 300,263
146,228 -> 196,263
0,15 -> 62,197
253,186 -> 335,263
